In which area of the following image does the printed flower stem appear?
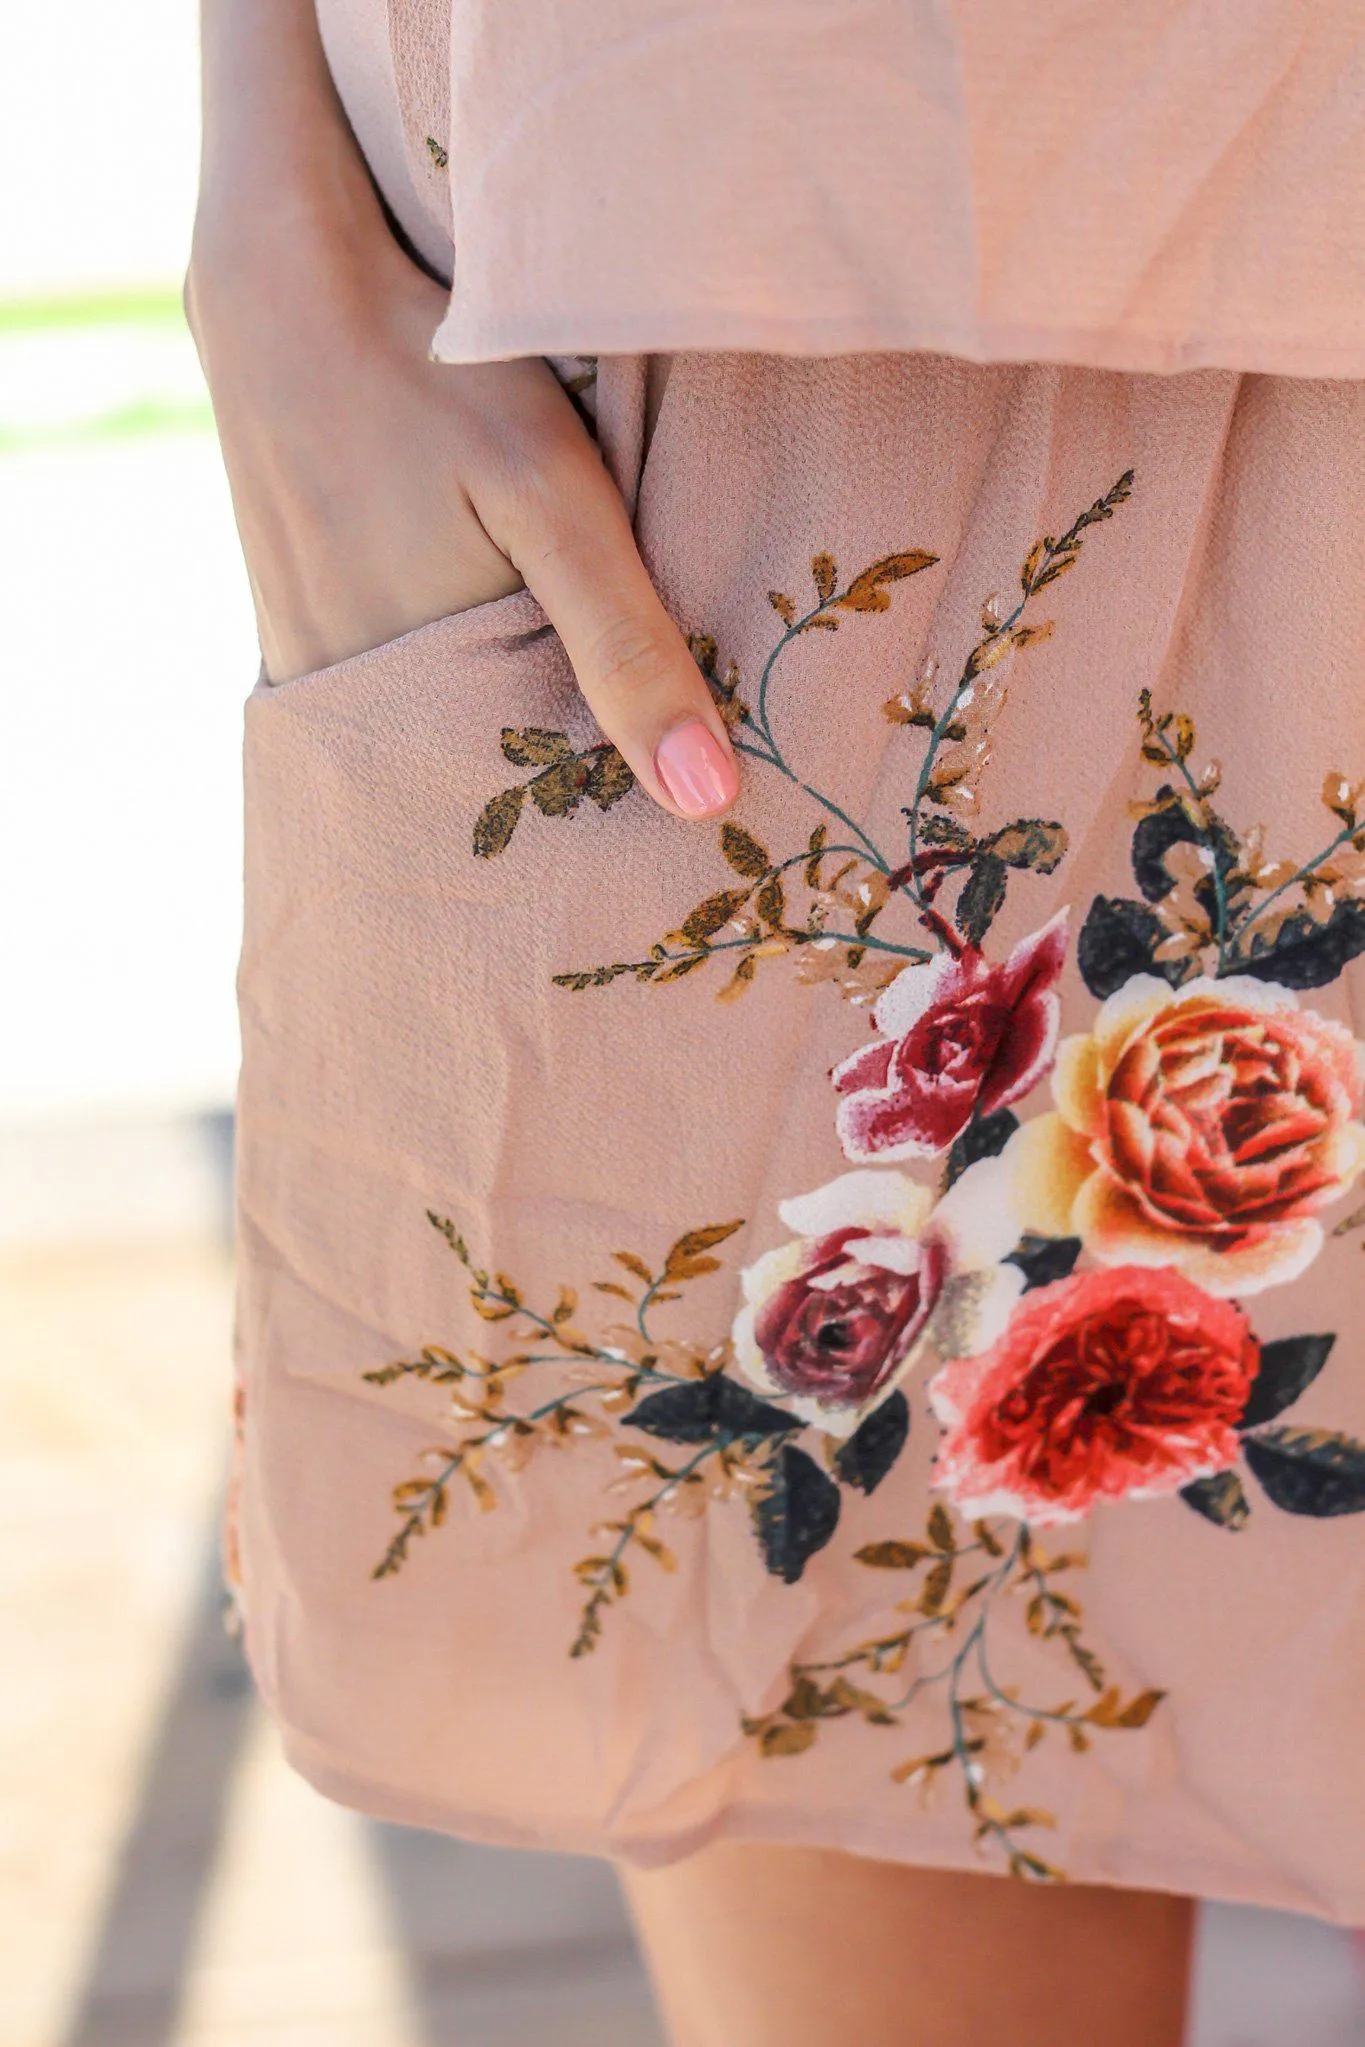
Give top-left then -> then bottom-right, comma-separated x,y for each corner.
752,599 -> 842,749
1142,723 -> 1233,969
941,1543 -> 1068,1878
1227,820 -> 1359,957
905,585 -> 1050,930
374,1381 -> 626,1579
897,472 -> 1133,958
734,732 -> 893,879
800,1616 -> 948,1684
459,1267 -> 693,1387
740,594 -> 913,890
795,1537 -> 997,1683
974,1633 -> 1083,1733
735,730 -> 893,879
571,1435 -> 732,1656
720,929 -> 933,963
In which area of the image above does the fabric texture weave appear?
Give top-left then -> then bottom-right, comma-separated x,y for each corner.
321,0 -> 1365,376
234,349 -> 1365,1914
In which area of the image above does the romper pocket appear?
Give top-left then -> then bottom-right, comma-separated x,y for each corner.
237,583 -> 599,1347
251,586 -> 555,711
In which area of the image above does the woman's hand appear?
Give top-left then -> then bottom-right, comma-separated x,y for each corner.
188,0 -> 738,820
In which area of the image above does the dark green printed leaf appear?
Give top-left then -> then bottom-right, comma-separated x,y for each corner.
833,1391 -> 910,1495
1243,1428 -> 1365,1517
626,1376 -> 797,1445
1077,895 -> 1187,1000
499,726 -> 575,768
1129,798 -> 1238,906
944,1109 -> 1019,1190
1236,902 -> 1365,991
751,1444 -> 842,1583
1006,1235 -> 1082,1291
1179,1471 -> 1251,1531
957,853 -> 1009,945
1238,1334 -> 1336,1430
1130,804 -> 1189,903
472,784 -> 527,858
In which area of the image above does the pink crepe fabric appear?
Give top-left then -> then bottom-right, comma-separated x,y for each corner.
322,0 -> 1365,376
234,352 -> 1365,1915
238,0 -> 1365,1915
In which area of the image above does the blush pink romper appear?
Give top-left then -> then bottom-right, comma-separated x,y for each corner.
231,0 -> 1365,1913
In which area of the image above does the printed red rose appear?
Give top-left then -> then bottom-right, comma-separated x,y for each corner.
832,912 -> 1067,1163
928,1265 -> 1260,1523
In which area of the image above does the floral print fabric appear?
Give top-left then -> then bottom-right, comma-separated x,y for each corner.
233,351 -> 1365,1914
360,469 -> 1365,1879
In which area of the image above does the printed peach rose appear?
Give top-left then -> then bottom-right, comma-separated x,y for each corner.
929,1265 -> 1260,1523
733,1162 -> 1025,1436
1008,975 -> 1365,1296
832,913 -> 1068,1163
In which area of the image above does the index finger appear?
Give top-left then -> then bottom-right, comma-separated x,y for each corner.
481,434 -> 741,820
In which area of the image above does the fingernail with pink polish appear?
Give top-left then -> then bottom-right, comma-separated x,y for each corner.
654,721 -> 740,817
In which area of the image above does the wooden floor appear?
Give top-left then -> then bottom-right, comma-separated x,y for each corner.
1,1194 -> 1362,2047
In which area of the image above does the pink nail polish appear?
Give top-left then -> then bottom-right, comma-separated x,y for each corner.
654,721 -> 740,817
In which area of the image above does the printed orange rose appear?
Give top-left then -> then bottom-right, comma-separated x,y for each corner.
1008,975 -> 1365,1295
929,1265 -> 1260,1523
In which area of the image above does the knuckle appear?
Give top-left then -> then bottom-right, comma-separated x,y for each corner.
587,614 -> 676,704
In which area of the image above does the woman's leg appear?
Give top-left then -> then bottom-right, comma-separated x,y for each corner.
621,1844 -> 1193,2047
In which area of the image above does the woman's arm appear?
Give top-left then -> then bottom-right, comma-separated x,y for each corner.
187,0 -> 738,820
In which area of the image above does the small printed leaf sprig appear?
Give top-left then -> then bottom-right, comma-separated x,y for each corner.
365,1212 -> 913,1657
363,458 -> 1365,1895
545,475 -> 1134,999
551,815 -> 919,1000
472,729 -> 634,858
1078,694 -> 1365,997
472,640 -> 745,860
743,1506 -> 1162,1884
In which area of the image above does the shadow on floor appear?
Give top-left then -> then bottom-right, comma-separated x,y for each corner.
57,1521 -> 659,2047
58,1537 -> 255,2047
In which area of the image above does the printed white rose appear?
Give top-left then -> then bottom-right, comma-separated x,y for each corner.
732,1160 -> 1024,1435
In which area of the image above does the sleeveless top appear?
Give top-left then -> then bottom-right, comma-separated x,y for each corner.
317,0 -> 1365,376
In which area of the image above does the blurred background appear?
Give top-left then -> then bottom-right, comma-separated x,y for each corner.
1,8 -> 1362,2045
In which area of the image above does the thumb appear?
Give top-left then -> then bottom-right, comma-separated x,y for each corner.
479,426 -> 741,821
